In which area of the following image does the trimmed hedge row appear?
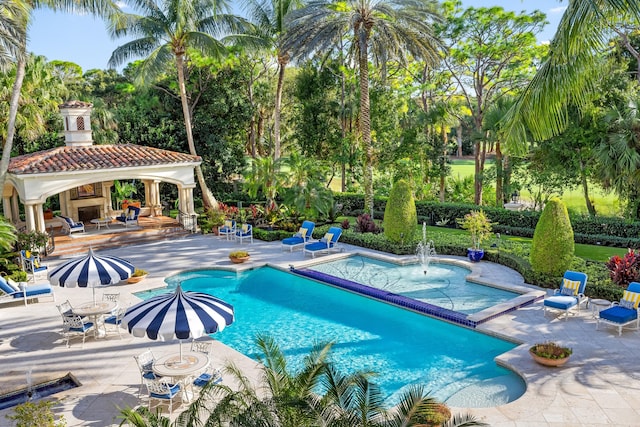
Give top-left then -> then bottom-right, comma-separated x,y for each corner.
334,193 -> 640,248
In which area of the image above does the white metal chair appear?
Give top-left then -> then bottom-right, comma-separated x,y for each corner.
102,292 -> 120,315
134,349 -> 161,396
235,223 -> 253,244
143,378 -> 182,415
218,219 -> 236,240
190,339 -> 222,389
103,306 -> 127,338
61,314 -> 94,348
20,250 -> 48,282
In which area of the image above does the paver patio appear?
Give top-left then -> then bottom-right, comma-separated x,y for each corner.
0,233 -> 638,426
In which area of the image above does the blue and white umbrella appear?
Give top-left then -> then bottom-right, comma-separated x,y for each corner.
48,248 -> 135,304
122,285 -> 234,360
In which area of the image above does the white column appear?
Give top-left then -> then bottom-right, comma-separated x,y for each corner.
24,203 -> 36,232
11,193 -> 19,222
3,196 -> 12,222
35,204 -> 45,232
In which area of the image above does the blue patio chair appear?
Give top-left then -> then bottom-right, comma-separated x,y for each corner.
597,282 -> 640,336
235,223 -> 253,244
190,340 -> 223,389
218,219 -> 236,241
303,226 -> 343,258
115,206 -> 140,227
61,313 -> 94,348
0,275 -> 55,306
58,215 -> 85,234
543,271 -> 588,320
144,378 -> 182,415
281,221 -> 315,252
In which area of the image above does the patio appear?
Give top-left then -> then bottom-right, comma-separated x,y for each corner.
1,233 -> 639,426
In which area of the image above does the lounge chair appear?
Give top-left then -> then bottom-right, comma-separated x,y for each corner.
218,220 -> 236,241
543,270 -> 588,320
58,215 -> 85,234
597,282 -> 640,336
0,276 -> 55,306
303,226 -> 343,258
235,223 -> 253,244
20,250 -> 48,282
115,206 -> 140,227
281,221 -> 315,252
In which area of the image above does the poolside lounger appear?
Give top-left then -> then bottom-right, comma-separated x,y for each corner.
281,221 -> 315,251
303,226 -> 343,258
543,270 -> 588,320
597,282 -> 640,336
0,275 -> 55,306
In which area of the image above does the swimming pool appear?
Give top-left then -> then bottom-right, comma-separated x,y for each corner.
306,255 -> 519,314
140,267 -> 526,408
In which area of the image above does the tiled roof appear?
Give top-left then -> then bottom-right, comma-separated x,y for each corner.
59,100 -> 93,109
9,144 -> 201,175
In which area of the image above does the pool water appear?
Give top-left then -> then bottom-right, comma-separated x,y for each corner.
308,256 -> 520,314
142,267 -> 525,407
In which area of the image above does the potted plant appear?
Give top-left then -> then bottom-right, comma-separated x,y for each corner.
229,250 -> 250,264
127,268 -> 148,284
529,342 -> 572,367
457,210 -> 493,262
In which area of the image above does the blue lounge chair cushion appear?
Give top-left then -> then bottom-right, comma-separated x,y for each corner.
0,278 -> 15,294
282,236 -> 305,246
304,241 -> 333,252
193,372 -> 223,387
69,321 -> 94,332
600,306 -> 638,324
150,383 -> 180,399
543,296 -> 578,310
104,315 -> 120,324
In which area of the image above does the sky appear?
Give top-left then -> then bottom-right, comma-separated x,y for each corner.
27,0 -> 567,73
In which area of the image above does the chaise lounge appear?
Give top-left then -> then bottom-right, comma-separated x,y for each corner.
597,282 -> 640,336
543,270 -> 588,320
281,221 -> 315,251
0,276 -> 55,306
303,226 -> 343,258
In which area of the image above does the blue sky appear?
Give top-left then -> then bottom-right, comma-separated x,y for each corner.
28,0 -> 566,72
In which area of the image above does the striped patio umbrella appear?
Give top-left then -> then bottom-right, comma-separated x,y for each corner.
122,285 -> 234,360
48,248 -> 135,305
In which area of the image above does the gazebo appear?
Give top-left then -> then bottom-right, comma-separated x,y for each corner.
2,101 -> 202,233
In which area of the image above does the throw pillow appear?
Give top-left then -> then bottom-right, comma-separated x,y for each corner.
242,224 -> 249,232
622,290 -> 640,308
298,228 -> 307,238
619,299 -> 635,310
25,250 -> 31,259
224,220 -> 233,228
562,278 -> 581,296
560,287 -> 575,296
6,278 -> 20,292
322,233 -> 334,244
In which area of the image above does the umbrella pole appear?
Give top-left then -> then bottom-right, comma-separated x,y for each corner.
180,340 -> 183,362
93,288 -> 97,306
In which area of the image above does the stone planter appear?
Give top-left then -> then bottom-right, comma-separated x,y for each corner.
127,274 -> 147,284
229,256 -> 250,264
529,350 -> 570,367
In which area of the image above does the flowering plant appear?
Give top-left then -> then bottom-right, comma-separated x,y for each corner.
605,249 -> 640,287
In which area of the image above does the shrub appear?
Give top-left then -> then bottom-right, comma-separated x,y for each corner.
355,214 -> 381,233
6,400 -> 66,427
341,218 -> 350,229
605,249 -> 640,288
530,198 -> 574,276
456,210 -> 493,250
383,179 -> 417,243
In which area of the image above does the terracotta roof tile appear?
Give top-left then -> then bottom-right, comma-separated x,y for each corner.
9,144 -> 201,175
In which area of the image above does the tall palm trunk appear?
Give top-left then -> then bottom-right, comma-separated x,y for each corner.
0,52 -> 27,190
274,53 -> 289,160
358,31 -> 374,217
175,53 -> 217,210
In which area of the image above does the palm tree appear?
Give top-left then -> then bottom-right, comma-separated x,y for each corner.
243,0 -> 304,160
0,0 -> 118,191
502,1 -> 640,148
108,0 -> 257,210
283,0 -> 443,217
0,0 -> 25,68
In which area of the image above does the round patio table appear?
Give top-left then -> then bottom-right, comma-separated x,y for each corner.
153,351 -> 210,402
90,217 -> 112,230
73,300 -> 117,338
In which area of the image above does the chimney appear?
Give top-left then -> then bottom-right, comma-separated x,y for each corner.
59,100 -> 93,147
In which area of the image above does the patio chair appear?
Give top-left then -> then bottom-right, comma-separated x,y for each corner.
303,227 -> 343,258
190,339 -> 223,389
104,306 -> 127,338
144,378 -> 182,415
58,215 -> 85,234
102,292 -> 120,315
281,221 -> 315,252
0,275 -> 55,306
235,224 -> 253,244
543,271 -> 588,320
115,206 -> 140,227
20,250 -> 48,282
597,282 -> 640,336
61,314 -> 94,348
134,349 -> 162,396
218,219 -> 236,241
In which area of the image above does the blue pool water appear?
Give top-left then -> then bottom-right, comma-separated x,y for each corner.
141,267 -> 526,407
308,256 -> 520,314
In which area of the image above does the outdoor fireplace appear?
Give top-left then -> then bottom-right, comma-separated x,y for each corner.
78,205 -> 100,223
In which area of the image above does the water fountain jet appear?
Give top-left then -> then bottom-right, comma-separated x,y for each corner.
416,222 -> 436,275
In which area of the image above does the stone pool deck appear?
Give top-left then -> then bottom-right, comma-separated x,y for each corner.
0,233 -> 638,426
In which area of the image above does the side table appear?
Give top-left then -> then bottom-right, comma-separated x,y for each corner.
589,298 -> 611,319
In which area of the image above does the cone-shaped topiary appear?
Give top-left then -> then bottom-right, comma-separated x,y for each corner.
383,179 -> 417,243
531,198 -> 575,276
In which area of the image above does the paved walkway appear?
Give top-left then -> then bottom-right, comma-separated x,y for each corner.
0,234 -> 638,426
